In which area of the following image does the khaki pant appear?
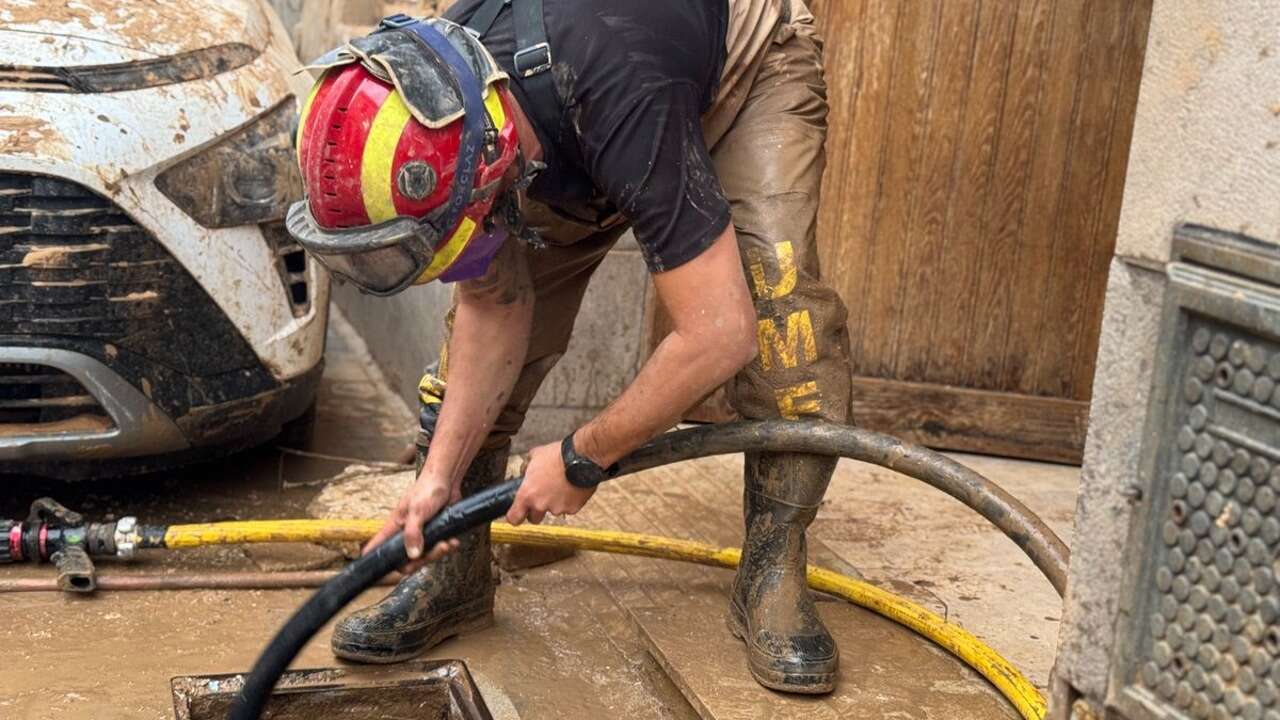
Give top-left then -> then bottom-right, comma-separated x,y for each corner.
440,0 -> 852,449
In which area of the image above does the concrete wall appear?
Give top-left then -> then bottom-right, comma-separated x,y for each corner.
1110,0 -> 1280,264
333,236 -> 652,452
1051,1 -> 1280,714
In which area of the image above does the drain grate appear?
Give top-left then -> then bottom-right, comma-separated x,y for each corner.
1113,225 -> 1280,720
171,660 -> 492,720
1137,324 -> 1280,718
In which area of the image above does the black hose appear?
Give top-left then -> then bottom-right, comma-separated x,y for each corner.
618,420 -> 1070,595
230,420 -> 1068,719
228,479 -> 521,720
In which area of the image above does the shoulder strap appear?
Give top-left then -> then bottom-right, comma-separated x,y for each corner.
461,0 -> 562,146
463,0 -> 508,38
462,0 -> 598,207
511,0 -> 560,140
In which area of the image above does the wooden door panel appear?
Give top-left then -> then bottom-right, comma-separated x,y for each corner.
920,0 -> 1019,389
850,377 -> 1088,464
1075,0 -> 1154,396
960,0 -> 1054,392
812,0 -> 1151,462
891,0 -> 981,382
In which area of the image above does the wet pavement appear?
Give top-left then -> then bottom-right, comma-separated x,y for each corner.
0,313 -> 1071,719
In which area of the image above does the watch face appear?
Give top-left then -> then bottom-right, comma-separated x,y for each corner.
562,434 -> 606,488
567,458 -> 599,485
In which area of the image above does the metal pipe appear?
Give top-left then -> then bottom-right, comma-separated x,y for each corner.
5,423 -> 1068,596
0,570 -> 403,593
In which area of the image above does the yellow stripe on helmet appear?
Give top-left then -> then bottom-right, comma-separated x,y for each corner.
484,86 -> 506,129
360,90 -> 413,224
414,216 -> 478,284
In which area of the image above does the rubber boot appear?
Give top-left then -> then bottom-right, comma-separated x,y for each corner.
331,444 -> 508,663
728,451 -> 838,693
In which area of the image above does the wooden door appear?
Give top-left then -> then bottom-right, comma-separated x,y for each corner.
800,0 -> 1152,463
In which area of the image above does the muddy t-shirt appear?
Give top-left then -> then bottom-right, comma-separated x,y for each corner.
445,0 -> 733,273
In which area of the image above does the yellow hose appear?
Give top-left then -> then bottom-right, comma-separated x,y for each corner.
163,520 -> 1045,720
163,520 -> 383,548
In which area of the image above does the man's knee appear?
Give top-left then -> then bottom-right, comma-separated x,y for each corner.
729,243 -> 853,425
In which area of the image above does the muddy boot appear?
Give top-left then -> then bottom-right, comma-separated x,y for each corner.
728,451 -> 838,693
331,445 -> 508,663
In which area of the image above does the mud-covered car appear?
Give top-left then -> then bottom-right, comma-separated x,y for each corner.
0,1 -> 329,476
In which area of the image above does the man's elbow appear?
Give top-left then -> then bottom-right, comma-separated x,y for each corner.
723,306 -> 759,373
677,301 -> 757,378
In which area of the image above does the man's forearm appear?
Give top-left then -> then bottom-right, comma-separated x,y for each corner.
575,226 -> 757,468
422,245 -> 533,486
575,326 -> 751,467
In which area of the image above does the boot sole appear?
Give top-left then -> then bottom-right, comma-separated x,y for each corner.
333,606 -> 494,664
727,600 -> 837,695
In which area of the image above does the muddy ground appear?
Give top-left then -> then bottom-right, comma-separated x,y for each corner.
0,316 -> 1073,719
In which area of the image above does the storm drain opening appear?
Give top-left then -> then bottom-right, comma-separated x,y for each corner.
0,362 -> 113,434
171,660 -> 492,720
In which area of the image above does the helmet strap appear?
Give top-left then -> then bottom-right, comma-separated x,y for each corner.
511,150 -> 544,193
492,167 -> 543,250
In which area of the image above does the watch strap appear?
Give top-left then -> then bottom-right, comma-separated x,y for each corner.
561,434 -> 618,488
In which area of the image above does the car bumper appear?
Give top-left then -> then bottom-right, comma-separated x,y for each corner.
0,346 -> 322,471
0,346 -> 186,461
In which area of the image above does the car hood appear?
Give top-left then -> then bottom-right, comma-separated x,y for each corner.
0,0 -> 271,66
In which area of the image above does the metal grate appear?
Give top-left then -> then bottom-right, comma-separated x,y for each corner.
1135,324 -> 1280,718
1114,226 -> 1280,720
0,362 -> 111,428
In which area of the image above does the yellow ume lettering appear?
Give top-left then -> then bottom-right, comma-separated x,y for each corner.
775,381 -> 822,419
757,309 -> 818,371
748,241 -> 797,300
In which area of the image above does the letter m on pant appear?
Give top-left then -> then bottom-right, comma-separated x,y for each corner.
757,310 -> 818,372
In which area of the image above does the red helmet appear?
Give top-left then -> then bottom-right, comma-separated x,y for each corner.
288,16 -> 519,294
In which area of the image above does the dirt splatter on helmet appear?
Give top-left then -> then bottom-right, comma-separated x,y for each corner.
288,16 -> 519,295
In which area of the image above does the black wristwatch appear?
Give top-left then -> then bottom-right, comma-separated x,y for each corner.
561,433 -> 619,488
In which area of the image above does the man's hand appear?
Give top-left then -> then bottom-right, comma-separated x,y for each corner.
364,469 -> 463,573
506,441 -> 597,525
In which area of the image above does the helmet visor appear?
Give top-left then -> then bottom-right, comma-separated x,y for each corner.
286,200 -> 436,296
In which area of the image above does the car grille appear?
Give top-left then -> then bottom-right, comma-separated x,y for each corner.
1,173 -> 188,353
0,45 -> 257,94
0,67 -> 75,92
0,362 -> 113,431
0,172 -> 270,419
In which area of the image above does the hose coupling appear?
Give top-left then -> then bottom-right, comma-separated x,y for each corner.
0,519 -> 16,564
114,516 -> 139,560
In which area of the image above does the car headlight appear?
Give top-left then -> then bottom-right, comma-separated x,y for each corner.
155,98 -> 302,228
